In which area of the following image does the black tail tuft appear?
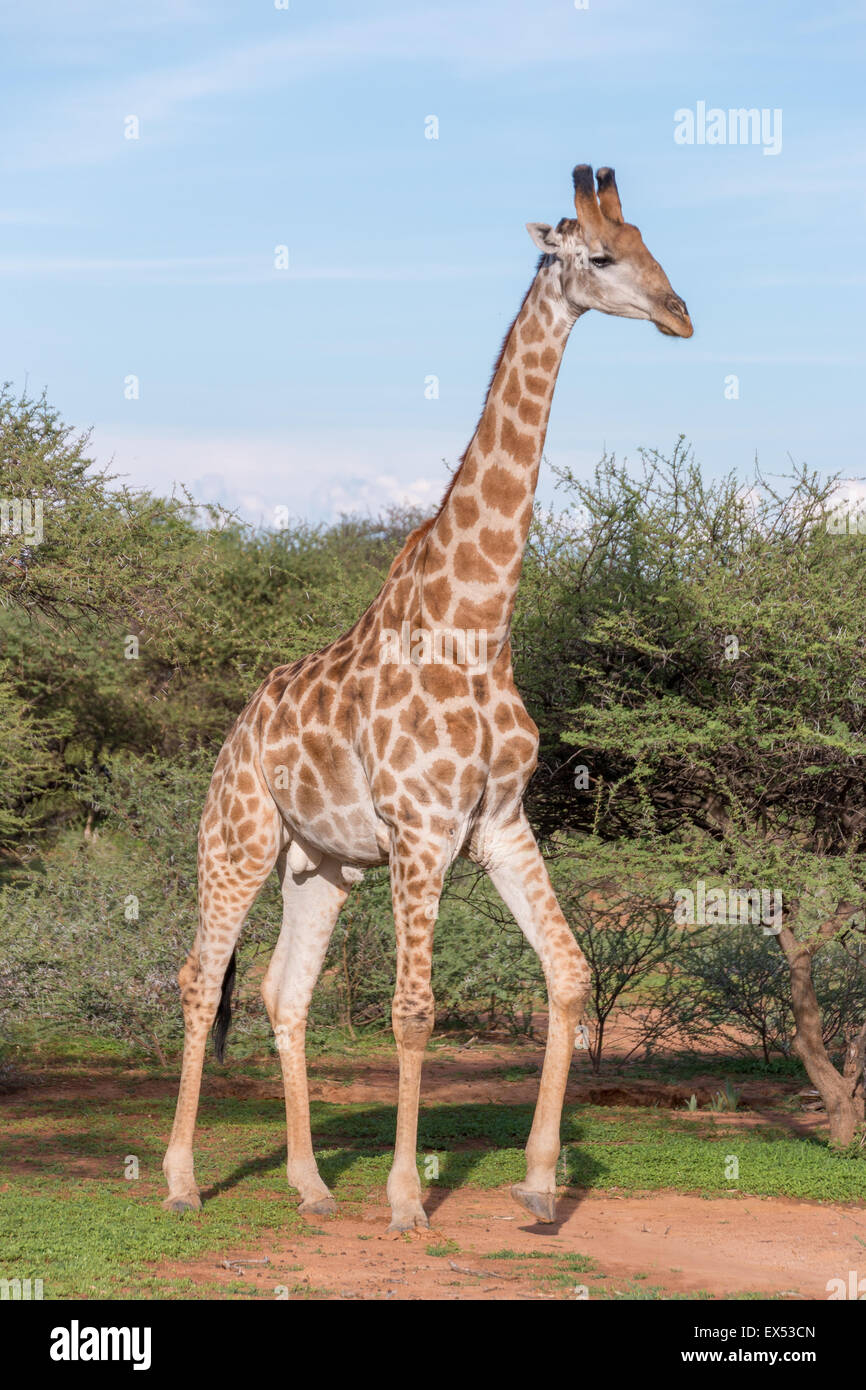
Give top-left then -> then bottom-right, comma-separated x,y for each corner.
212,951 -> 237,1064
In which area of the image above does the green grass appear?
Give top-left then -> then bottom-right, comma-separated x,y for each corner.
4,1097 -> 865,1199
0,1187 -> 306,1299
619,1053 -> 807,1082
497,1064 -> 540,1081
1,1093 -> 863,1298
426,1238 -> 460,1257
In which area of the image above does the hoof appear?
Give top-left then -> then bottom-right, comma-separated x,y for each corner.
387,1209 -> 429,1234
511,1185 -> 557,1224
298,1195 -> 337,1217
162,1193 -> 201,1214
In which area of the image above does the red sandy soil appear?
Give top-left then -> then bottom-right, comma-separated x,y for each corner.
3,1033 -> 806,1112
152,1187 -> 866,1301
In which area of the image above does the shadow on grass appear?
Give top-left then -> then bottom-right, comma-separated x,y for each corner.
203,1148 -> 290,1200
2,1099 -> 605,1201
203,1104 -> 606,1221
744,1102 -> 832,1144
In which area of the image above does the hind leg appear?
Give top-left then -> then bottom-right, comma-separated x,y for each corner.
261,854 -> 349,1215
483,811 -> 591,1224
163,814 -> 279,1212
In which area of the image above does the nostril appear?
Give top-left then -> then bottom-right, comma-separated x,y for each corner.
667,295 -> 688,319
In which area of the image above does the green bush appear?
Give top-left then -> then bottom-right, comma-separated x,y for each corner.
1,388 -> 863,1077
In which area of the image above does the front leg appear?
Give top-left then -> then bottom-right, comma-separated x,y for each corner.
484,811 -> 591,1223
386,833 -> 446,1232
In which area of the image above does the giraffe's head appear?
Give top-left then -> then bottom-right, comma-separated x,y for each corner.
527,165 -> 693,338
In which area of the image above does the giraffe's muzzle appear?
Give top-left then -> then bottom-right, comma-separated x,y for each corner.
656,294 -> 693,338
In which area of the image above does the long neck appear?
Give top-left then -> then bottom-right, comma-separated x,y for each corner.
419,262 -> 576,654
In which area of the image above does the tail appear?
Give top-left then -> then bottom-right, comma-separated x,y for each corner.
212,951 -> 237,1063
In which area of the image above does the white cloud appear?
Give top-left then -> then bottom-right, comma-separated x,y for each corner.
828,477 -> 866,515
89,424 -> 453,525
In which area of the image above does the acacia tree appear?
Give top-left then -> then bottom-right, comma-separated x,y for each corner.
544,837 -> 708,1072
0,387 -> 423,844
555,446 -> 866,1142
0,385 -> 231,848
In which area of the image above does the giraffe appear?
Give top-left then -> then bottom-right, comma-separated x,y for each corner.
162,165 -> 693,1231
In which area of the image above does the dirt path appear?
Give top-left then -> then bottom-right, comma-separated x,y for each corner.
4,1042 -> 806,1113
155,1187 -> 866,1300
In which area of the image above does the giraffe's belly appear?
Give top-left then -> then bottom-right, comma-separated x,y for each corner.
253,649 -> 540,871
262,744 -> 388,867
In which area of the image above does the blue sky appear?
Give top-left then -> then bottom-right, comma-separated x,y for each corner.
1,0 -> 864,525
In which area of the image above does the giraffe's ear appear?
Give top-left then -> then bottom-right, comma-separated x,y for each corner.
526,222 -> 562,253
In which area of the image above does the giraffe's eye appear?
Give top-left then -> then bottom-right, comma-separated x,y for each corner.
590,255 -> 613,269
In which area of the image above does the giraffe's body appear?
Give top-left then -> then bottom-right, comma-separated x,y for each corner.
209,261 -> 565,887
164,166 -> 692,1229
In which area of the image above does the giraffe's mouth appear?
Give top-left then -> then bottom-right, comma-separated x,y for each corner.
655,295 -> 693,338
655,317 -> 693,338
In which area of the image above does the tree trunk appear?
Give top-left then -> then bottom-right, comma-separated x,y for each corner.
590,1019 -> 604,1075
760,1029 -> 770,1065
842,1018 -> 866,1099
776,930 -> 864,1145
151,1030 -> 168,1067
340,939 -> 355,1037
